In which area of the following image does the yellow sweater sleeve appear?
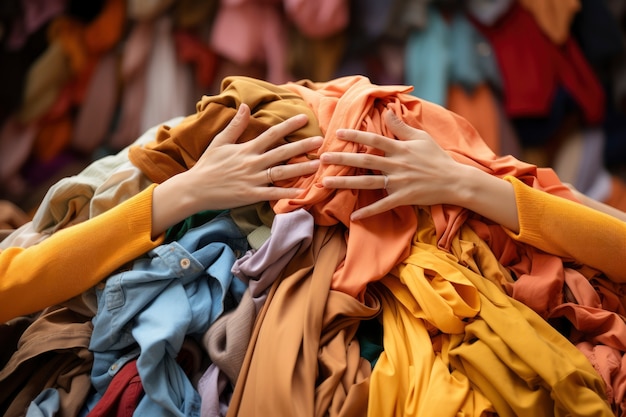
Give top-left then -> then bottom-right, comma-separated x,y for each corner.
504,176 -> 626,283
0,184 -> 164,322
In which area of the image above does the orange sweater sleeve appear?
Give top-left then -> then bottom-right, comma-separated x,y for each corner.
504,176 -> 626,283
0,184 -> 164,322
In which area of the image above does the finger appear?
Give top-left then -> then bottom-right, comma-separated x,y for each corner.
263,135 -> 323,165
252,113 -> 310,153
384,110 -> 431,142
351,198 -> 396,221
256,186 -> 308,201
335,128 -> 398,154
320,151 -> 390,173
322,174 -> 386,190
211,103 -> 251,147
267,159 -> 320,183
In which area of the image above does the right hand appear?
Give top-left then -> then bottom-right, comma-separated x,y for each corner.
320,110 -> 472,220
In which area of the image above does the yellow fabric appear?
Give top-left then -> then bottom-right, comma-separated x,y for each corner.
368,206 -> 612,417
0,184 -> 163,322
505,176 -> 626,283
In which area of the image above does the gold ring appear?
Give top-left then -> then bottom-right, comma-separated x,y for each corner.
266,167 -> 274,184
383,174 -> 389,190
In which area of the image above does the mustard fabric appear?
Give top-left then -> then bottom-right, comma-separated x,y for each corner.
128,75 -> 323,184
368,207 -> 613,417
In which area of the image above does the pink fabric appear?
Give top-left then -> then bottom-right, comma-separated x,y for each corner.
209,0 -> 290,84
0,117 -> 37,186
283,0 -> 350,38
71,51 -> 118,153
108,22 -> 153,150
6,0 -> 66,50
140,16 -> 193,133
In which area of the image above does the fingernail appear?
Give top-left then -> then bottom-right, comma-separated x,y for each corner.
336,129 -> 346,138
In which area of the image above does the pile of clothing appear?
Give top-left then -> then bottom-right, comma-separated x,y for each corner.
1,75 -> 624,417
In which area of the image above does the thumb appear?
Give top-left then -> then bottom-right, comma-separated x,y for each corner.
212,103 -> 251,147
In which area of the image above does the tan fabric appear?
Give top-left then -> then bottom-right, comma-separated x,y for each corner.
204,291 -> 256,385
518,0 -> 581,45
0,306 -> 94,417
227,225 -> 379,417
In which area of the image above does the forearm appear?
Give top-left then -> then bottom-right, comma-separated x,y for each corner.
451,165 -> 520,233
0,185 -> 163,322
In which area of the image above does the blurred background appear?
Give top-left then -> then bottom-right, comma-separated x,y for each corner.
1,0 -> 625,218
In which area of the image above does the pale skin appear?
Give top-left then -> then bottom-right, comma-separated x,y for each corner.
320,110 -> 521,231
151,103 -> 321,238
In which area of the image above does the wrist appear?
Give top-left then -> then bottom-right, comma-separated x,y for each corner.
151,174 -> 198,238
447,165 -> 484,208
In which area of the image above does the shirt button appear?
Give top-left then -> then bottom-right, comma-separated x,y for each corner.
180,258 -> 191,269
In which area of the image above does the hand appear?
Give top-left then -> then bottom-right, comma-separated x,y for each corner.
320,110 -> 471,220
152,103 -> 322,236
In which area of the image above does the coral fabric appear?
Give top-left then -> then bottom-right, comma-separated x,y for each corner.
276,75 -> 574,297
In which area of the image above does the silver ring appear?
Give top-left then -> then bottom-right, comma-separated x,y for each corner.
383,174 -> 389,190
266,167 -> 274,184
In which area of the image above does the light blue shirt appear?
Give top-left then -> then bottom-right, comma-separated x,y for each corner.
89,212 -> 248,417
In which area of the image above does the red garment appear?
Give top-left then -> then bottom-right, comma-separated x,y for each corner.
87,360 -> 144,417
276,75 -> 573,298
174,30 -> 218,89
470,3 -> 605,123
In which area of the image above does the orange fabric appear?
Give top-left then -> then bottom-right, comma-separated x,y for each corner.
33,115 -> 72,162
446,83 -> 500,156
276,75 -> 575,297
518,0 -> 581,45
48,0 -> 126,74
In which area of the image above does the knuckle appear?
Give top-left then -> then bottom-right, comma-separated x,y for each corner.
270,164 -> 284,178
363,175 -> 377,187
360,154 -> 376,167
